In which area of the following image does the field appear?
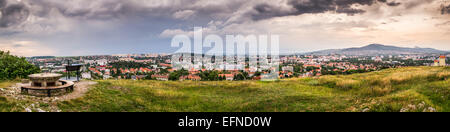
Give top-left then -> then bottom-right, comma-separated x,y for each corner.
1,67 -> 449,112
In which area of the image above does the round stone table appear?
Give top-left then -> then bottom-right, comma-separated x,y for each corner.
28,73 -> 62,87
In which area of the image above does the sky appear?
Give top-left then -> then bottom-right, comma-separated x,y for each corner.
0,0 -> 450,57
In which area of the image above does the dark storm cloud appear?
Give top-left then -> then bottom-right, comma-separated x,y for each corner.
26,0 -> 144,19
2,0 -> 410,25
251,0 -> 401,20
371,0 -> 400,6
0,0 -> 6,8
442,5 -> 450,15
0,4 -> 30,28
14,0 -> 253,30
24,0 -> 243,23
0,0 -> 439,30
403,0 -> 434,10
252,4 -> 293,20
386,1 -> 401,6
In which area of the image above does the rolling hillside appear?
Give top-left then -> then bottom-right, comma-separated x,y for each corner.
1,67 -> 449,112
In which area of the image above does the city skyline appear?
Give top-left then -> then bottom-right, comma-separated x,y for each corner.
1,0 -> 450,57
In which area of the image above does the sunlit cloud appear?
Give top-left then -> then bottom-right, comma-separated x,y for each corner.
0,40 -> 56,57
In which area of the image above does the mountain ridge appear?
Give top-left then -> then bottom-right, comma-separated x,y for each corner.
306,44 -> 449,55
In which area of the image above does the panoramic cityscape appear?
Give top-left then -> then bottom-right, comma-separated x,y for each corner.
26,44 -> 449,81
0,0 -> 449,123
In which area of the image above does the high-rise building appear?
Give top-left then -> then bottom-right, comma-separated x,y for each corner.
439,56 -> 446,66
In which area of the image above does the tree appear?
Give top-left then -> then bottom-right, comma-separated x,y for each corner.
234,73 -> 246,81
0,51 -> 40,80
306,66 -> 319,72
144,72 -> 155,80
242,72 -> 250,80
169,72 -> 180,81
160,68 -> 169,74
110,69 -> 116,77
198,70 -> 221,81
168,68 -> 189,81
294,65 -> 303,73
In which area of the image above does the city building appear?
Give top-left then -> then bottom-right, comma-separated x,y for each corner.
180,75 -> 201,81
439,55 -> 446,66
434,60 -> 439,66
152,74 -> 169,81
282,66 -> 294,73
82,72 -> 92,79
220,74 -> 234,81
96,59 -> 108,66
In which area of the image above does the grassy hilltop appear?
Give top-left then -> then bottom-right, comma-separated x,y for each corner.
1,66 -> 449,112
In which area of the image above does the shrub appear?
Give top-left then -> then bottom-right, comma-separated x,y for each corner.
0,51 -> 40,80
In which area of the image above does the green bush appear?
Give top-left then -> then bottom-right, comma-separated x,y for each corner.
0,51 -> 40,80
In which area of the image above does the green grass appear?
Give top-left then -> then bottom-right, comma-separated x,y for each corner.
0,81 -> 23,112
55,66 -> 449,112
0,67 -> 448,112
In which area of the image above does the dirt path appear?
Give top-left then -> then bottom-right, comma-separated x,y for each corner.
59,81 -> 98,101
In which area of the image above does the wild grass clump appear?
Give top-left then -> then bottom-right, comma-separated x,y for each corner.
318,76 -> 354,90
336,79 -> 361,90
319,76 -> 369,91
361,86 -> 393,96
0,81 -> 16,89
0,92 -> 21,112
368,78 -> 391,88
415,79 -> 450,112
0,96 -> 6,102
318,67 -> 450,96
437,70 -> 449,80
386,69 -> 437,84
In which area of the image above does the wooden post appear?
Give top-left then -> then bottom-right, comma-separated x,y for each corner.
21,87 -> 28,94
77,70 -> 80,81
47,90 -> 51,97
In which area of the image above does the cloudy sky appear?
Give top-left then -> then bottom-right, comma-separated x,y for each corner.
0,0 -> 450,56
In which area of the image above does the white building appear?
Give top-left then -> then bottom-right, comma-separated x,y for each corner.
282,66 -> 294,73
82,72 -> 92,79
84,60 -> 95,64
96,59 -> 108,66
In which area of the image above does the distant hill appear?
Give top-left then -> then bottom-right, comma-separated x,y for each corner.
28,56 -> 55,59
307,44 -> 449,55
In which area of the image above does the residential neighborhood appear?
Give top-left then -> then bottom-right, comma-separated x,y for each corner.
26,53 -> 449,81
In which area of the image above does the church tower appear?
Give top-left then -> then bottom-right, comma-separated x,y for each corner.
439,56 -> 446,66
